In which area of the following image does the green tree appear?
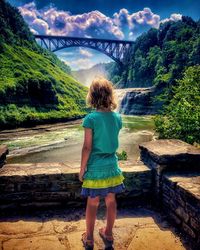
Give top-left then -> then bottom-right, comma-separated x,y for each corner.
154,66 -> 200,144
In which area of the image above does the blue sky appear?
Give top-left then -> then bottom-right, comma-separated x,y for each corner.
8,0 -> 200,70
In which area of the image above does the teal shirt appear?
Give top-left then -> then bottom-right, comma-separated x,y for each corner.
82,111 -> 123,180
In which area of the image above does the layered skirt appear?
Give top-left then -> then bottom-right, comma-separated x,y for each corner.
81,163 -> 125,198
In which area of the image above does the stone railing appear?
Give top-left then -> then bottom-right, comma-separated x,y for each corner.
0,139 -> 200,248
0,162 -> 152,210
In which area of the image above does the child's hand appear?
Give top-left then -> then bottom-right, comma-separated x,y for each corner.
79,169 -> 85,182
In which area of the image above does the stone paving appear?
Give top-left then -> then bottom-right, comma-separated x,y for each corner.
0,207 -> 189,250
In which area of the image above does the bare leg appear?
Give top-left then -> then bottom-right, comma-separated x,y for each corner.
104,193 -> 117,235
85,196 -> 100,240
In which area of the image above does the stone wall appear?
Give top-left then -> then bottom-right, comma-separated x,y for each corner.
139,139 -> 200,249
162,173 -> 200,246
0,163 -> 152,211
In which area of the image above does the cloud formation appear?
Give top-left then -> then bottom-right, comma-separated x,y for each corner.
19,2 -> 182,40
113,7 -> 161,39
79,48 -> 93,57
160,13 -> 182,24
19,2 -> 123,39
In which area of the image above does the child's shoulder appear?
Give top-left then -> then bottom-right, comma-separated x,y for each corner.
84,111 -> 121,119
84,111 -> 96,120
113,111 -> 121,117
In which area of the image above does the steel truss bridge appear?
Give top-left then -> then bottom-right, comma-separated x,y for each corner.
34,35 -> 134,65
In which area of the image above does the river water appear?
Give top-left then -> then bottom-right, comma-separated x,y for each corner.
1,115 -> 155,165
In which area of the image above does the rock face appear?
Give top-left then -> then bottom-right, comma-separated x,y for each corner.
119,86 -> 163,115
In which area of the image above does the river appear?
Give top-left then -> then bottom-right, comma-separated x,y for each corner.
0,115 -> 155,165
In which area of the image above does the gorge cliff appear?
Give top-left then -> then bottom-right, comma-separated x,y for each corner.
115,87 -> 163,115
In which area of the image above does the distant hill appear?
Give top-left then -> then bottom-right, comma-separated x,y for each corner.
72,63 -> 110,86
0,0 -> 88,129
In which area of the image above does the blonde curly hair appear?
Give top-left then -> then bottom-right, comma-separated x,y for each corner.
86,77 -> 117,110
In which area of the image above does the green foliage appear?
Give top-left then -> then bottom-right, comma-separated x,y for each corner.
0,104 -> 87,128
107,16 -> 200,89
0,0 -> 35,45
116,150 -> 128,161
154,66 -> 200,144
0,0 -> 88,128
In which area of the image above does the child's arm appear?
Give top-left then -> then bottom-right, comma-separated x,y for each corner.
79,127 -> 93,182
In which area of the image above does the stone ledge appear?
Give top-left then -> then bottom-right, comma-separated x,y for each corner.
0,162 -> 150,177
139,139 -> 200,167
0,163 -> 79,177
0,162 -> 152,210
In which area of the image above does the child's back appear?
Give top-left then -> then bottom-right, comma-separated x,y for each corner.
83,110 -> 122,166
79,77 -> 125,248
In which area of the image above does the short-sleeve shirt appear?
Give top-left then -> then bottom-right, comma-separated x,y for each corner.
82,111 -> 122,178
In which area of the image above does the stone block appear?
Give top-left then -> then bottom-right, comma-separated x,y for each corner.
162,183 -> 172,195
177,184 -> 200,209
20,201 -> 63,208
0,192 -> 32,202
169,211 -> 182,225
182,222 -> 196,239
139,139 -> 200,168
176,193 -> 186,207
190,217 -> 200,232
0,183 -> 15,192
162,193 -> 171,203
185,203 -> 200,221
175,206 -> 189,223
32,191 -> 73,201
0,145 -> 8,168
168,201 -> 179,212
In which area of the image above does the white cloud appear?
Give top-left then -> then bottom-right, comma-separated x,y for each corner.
79,48 -> 93,57
31,18 -> 49,34
18,2 -> 38,22
18,2 -> 123,39
71,58 -> 95,70
19,2 -> 182,41
56,51 -> 74,56
160,13 -> 182,24
113,7 -> 160,39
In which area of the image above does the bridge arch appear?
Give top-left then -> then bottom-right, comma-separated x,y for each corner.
34,35 -> 134,65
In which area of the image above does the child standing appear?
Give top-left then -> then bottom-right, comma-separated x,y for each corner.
79,77 -> 125,249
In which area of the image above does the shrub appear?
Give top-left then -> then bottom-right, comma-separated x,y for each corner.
154,66 -> 200,144
116,150 -> 128,160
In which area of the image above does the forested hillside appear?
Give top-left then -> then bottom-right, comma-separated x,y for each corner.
109,16 -> 200,88
0,0 -> 87,129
